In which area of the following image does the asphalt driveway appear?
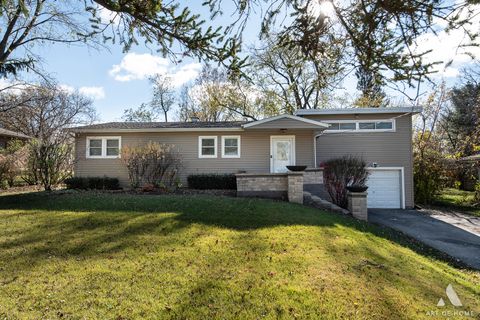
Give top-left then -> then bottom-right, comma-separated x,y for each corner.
369,209 -> 480,270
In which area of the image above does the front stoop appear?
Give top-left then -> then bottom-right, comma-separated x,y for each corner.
304,191 -> 349,215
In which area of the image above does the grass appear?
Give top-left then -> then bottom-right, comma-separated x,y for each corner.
433,188 -> 480,217
0,191 -> 478,319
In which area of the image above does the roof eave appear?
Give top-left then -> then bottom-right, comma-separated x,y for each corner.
69,127 -> 245,133
294,107 -> 423,116
242,114 -> 329,129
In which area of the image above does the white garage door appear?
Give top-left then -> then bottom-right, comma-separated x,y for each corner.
366,169 -> 402,208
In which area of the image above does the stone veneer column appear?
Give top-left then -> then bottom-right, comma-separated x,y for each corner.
287,173 -> 304,204
347,191 -> 368,221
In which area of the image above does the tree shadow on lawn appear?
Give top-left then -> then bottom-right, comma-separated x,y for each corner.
0,192 -> 474,272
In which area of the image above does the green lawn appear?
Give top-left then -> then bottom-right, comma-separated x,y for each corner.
434,188 -> 480,217
0,192 -> 478,319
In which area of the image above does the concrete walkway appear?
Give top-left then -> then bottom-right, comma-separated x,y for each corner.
369,209 -> 480,270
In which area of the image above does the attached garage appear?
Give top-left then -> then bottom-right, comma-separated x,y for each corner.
366,168 -> 404,209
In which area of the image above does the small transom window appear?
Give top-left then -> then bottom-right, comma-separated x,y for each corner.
325,120 -> 394,133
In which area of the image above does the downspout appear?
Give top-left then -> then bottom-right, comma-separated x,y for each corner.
313,130 -> 327,168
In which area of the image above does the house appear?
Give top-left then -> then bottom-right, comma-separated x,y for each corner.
70,107 -> 421,209
0,128 -> 31,149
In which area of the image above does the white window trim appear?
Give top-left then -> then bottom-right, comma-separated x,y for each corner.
324,119 -> 396,133
221,135 -> 241,158
86,136 -> 122,159
198,136 -> 218,158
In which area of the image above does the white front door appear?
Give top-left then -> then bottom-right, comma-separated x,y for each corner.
271,136 -> 295,173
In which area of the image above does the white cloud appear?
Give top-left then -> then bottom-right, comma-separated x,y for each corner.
97,6 -> 120,25
0,78 -> 30,95
79,86 -> 106,100
109,53 -> 170,82
413,3 -> 480,78
59,84 -> 75,93
109,53 -> 201,87
170,63 -> 202,87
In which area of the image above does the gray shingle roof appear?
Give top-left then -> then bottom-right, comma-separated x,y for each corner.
70,121 -> 249,131
0,128 -> 31,139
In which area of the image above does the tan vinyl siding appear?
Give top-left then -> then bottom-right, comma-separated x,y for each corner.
74,130 -> 314,188
302,113 -> 414,208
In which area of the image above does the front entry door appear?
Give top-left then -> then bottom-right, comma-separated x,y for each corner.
271,136 -> 295,173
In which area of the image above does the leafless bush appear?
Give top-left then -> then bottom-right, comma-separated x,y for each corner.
0,140 -> 28,188
323,156 -> 369,209
121,142 -> 182,190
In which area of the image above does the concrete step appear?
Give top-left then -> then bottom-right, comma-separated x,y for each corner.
303,191 -> 350,215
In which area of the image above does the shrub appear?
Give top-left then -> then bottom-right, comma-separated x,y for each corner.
121,142 -> 182,190
475,182 -> 480,205
64,177 -> 120,190
413,132 -> 447,204
187,174 -> 237,190
0,140 -> 28,188
323,156 -> 369,209
25,139 -> 74,191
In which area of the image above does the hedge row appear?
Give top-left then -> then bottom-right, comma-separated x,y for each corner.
64,176 -> 120,190
187,174 -> 237,190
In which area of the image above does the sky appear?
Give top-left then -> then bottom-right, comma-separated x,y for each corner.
4,1 -> 480,123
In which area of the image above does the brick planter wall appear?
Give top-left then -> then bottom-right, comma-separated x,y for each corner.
236,173 -> 303,204
347,191 -> 368,221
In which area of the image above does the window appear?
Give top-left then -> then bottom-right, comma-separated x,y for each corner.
325,120 -> 395,133
375,121 -> 394,130
106,139 -> 120,156
358,121 -> 394,131
326,122 -> 356,131
222,136 -> 240,158
86,137 -> 121,159
199,136 -> 217,158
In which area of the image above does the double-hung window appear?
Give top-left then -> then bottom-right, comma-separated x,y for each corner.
86,137 -> 121,159
199,136 -> 217,158
222,136 -> 240,158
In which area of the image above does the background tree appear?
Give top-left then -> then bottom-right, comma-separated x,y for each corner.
0,83 -> 96,189
149,74 -> 175,122
440,66 -> 480,190
442,73 -> 480,157
413,82 -> 450,203
177,65 -> 282,122
252,31 -> 344,112
0,0 -> 244,79
2,0 -> 477,105
122,103 -> 157,122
